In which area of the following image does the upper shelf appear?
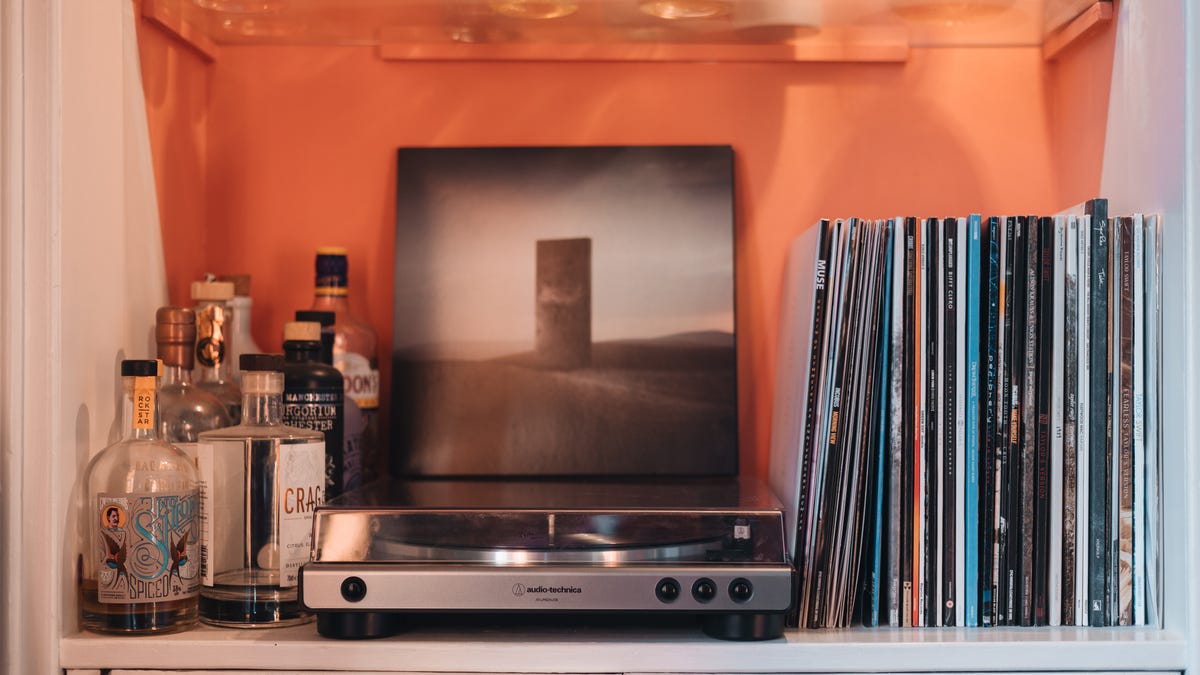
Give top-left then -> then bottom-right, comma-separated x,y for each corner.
144,0 -> 1112,62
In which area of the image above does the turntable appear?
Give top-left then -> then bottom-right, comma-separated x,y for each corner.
300,477 -> 794,640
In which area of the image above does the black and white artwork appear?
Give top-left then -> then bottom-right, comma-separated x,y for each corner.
391,146 -> 736,477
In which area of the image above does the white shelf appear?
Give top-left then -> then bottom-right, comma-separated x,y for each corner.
61,624 -> 1186,673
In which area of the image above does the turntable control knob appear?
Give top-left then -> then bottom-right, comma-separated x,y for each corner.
340,576 -> 368,603
728,578 -> 754,603
655,577 -> 681,603
692,578 -> 717,603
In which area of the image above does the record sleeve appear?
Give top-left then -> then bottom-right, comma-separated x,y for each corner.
965,214 -> 982,628
1032,215 -> 1053,626
1087,207 -> 1110,627
1062,214 -> 1080,626
1116,215 -> 1134,626
1049,215 -> 1067,626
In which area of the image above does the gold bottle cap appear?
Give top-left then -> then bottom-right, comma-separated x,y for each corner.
191,280 -> 235,302
316,245 -> 348,256
283,321 -> 321,342
155,307 -> 196,369
217,273 -> 251,297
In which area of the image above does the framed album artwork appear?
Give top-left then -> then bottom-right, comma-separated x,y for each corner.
391,145 -> 736,477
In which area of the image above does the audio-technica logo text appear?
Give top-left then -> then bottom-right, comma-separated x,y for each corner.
512,583 -> 582,597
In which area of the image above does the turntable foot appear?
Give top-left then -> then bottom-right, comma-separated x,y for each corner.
317,611 -> 404,639
701,613 -> 785,641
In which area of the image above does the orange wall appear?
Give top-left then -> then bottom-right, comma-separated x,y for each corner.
142,28 -> 1085,481
1046,17 -> 1118,209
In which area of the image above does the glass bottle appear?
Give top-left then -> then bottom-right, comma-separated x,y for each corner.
296,309 -> 365,493
192,280 -> 242,421
310,247 -> 380,480
282,321 -> 353,498
156,306 -> 232,450
295,310 -> 335,366
79,359 -> 201,634
196,354 -> 324,627
218,274 -> 264,385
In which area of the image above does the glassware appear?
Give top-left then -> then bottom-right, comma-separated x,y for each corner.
196,354 -> 324,627
192,280 -> 243,421
156,306 -> 233,448
282,321 -> 353,497
218,274 -> 264,385
310,247 -> 380,480
79,359 -> 201,634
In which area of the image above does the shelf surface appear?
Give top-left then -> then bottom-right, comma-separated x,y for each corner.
62,622 -> 1186,672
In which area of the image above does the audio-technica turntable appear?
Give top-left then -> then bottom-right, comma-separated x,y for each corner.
300,477 -> 793,640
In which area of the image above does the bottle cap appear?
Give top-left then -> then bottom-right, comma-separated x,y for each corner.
121,359 -> 159,377
155,306 -> 197,369
191,280 -> 235,302
295,310 -> 335,327
240,353 -> 284,372
283,321 -> 322,343
217,274 -> 251,297
315,248 -> 349,294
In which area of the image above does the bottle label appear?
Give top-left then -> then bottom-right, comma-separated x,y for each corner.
133,376 -> 156,430
278,440 -> 324,588
282,387 -> 342,435
96,491 -> 200,604
195,304 -> 228,368
335,351 -> 379,411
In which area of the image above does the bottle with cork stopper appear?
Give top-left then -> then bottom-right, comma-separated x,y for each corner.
156,306 -> 232,451
191,280 -> 242,421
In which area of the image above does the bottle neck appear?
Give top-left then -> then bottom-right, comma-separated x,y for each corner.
311,293 -> 349,312
160,363 -> 193,387
194,300 -> 232,382
241,392 -> 282,425
284,341 -> 323,363
228,296 -> 254,339
239,371 -> 284,425
121,376 -> 160,442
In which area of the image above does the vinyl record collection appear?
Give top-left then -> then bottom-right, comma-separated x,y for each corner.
769,199 -> 1162,629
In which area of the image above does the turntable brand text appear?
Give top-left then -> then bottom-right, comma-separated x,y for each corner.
526,585 -> 582,594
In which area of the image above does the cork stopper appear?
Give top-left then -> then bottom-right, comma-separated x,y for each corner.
217,274 -> 251,297
155,306 -> 197,369
283,321 -> 321,343
191,280 -> 235,302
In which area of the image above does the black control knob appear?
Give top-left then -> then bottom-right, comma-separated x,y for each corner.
655,577 -> 681,603
692,578 -> 717,603
340,576 -> 368,603
728,577 -> 753,603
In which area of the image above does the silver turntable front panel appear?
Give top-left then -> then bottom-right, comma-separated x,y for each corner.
301,563 -> 793,613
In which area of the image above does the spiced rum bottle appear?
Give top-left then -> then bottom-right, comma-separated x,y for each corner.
79,359 -> 201,634
196,354 -> 324,627
310,247 -> 379,479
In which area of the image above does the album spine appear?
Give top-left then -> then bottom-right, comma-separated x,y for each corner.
888,217 -> 906,627
1033,216 -> 1054,625
925,217 -> 941,626
1087,206 -> 1110,627
901,219 -> 917,627
964,214 -> 981,627
941,217 -> 958,627
981,215 -> 1001,627
1005,216 -> 1028,626
797,220 -> 833,584
1117,215 -> 1135,626
1062,215 -> 1080,627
